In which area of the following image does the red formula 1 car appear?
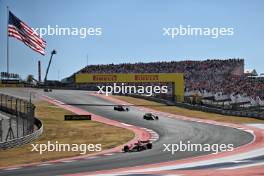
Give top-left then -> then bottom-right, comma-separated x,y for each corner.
123,140 -> 152,152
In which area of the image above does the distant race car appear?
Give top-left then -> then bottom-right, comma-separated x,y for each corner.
123,140 -> 152,152
143,113 -> 159,120
44,88 -> 52,92
114,105 -> 129,111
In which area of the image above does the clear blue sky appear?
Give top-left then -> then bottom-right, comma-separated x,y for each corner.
0,0 -> 264,80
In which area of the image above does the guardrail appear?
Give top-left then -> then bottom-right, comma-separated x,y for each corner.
0,93 -> 43,149
128,94 -> 264,120
175,103 -> 264,120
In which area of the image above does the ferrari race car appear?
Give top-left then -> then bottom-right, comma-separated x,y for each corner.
114,105 -> 129,111
143,113 -> 159,120
123,140 -> 152,152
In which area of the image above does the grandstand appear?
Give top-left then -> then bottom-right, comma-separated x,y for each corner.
0,72 -> 21,84
64,59 -> 264,112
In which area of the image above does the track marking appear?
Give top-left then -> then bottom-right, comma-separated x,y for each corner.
245,123 -> 264,130
104,153 -> 114,156
244,130 -> 254,134
150,136 -> 159,139
221,161 -> 264,170
61,160 -> 75,163
121,123 -> 133,127
145,129 -> 159,143
36,163 -> 52,167
233,160 -> 251,163
149,131 -> 157,134
4,167 -> 21,171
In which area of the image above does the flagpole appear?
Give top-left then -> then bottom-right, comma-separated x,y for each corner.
7,6 -> 9,74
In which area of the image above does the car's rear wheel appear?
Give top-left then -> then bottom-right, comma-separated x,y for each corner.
146,143 -> 152,149
123,146 -> 129,152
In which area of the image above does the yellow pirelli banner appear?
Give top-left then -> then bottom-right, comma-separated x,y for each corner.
75,73 -> 184,102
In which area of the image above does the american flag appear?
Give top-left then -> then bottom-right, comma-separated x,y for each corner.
8,11 -> 46,55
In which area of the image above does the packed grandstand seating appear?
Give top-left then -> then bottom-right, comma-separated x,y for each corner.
69,59 -> 264,106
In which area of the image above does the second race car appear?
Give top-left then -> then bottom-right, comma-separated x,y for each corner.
143,113 -> 159,120
114,105 -> 129,111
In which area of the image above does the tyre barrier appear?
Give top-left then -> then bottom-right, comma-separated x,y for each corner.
0,117 -> 43,149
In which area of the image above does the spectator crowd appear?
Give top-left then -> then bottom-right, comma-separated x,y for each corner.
72,58 -> 264,100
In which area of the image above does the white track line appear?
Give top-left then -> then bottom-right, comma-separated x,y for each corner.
119,148 -> 264,173
232,160 -> 251,163
4,167 -> 21,171
36,163 -> 52,167
121,123 -> 133,127
104,153 -> 114,156
221,161 -> 264,170
61,160 -> 75,163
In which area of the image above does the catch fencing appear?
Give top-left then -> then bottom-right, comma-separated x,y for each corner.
0,94 -> 35,142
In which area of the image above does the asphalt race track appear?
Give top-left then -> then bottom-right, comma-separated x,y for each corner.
0,89 -> 254,176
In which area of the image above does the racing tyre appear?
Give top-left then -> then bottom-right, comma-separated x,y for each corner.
146,143 -> 152,149
123,146 -> 129,152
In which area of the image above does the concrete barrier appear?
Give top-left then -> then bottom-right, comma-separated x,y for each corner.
0,117 -> 43,149
0,93 -> 43,149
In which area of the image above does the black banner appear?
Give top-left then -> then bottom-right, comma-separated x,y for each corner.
64,115 -> 92,120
